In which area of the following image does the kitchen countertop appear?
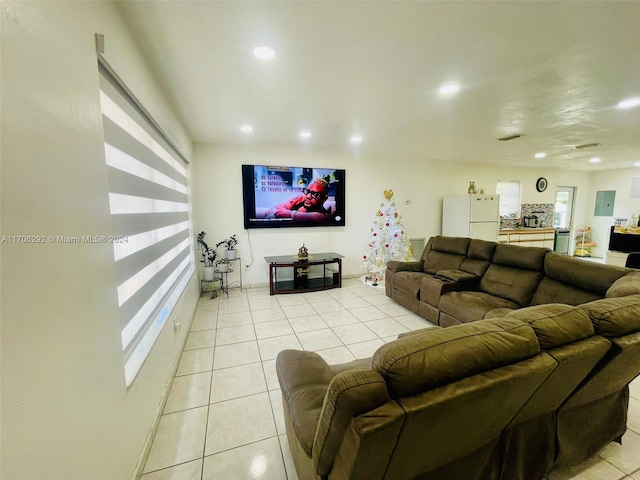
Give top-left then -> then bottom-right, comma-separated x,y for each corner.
499,227 -> 556,234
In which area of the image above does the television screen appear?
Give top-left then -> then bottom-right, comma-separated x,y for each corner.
242,165 -> 346,229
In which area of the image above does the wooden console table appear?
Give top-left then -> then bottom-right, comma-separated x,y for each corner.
264,252 -> 343,295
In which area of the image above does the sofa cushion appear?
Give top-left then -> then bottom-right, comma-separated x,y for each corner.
531,253 -> 629,305
371,318 -> 539,398
606,271 -> 640,298
439,291 -> 520,323
504,304 -> 594,350
460,239 -> 497,277
579,294 -> 640,337
423,237 -> 470,274
435,270 -> 478,282
479,264 -> 544,306
530,277 -> 603,306
493,243 -> 548,270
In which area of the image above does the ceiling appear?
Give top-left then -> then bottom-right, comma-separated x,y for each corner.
116,1 -> 640,171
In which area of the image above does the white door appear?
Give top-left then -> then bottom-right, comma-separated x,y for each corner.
470,222 -> 499,242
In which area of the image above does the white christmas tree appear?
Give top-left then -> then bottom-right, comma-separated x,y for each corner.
362,189 -> 414,283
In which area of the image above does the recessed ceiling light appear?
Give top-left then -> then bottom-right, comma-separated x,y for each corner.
534,152 -> 546,159
253,46 -> 275,61
617,97 -> 640,109
439,83 -> 460,95
240,125 -> 253,133
589,157 -> 601,163
299,131 -> 311,139
634,161 -> 640,167
350,135 -> 363,144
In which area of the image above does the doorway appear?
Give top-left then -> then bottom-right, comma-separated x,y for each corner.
554,187 -> 575,229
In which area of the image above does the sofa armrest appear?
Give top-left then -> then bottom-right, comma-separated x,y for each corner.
313,369 -> 390,476
387,260 -> 424,274
276,350 -> 335,456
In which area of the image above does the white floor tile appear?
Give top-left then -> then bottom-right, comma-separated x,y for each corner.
251,306 -> 286,323
279,434 -> 299,480
394,313 -> 438,331
141,459 -> 202,480
205,393 -> 277,455
336,296 -> 373,309
248,297 -> 282,311
315,346 -> 356,365
364,294 -> 395,306
629,376 -> 640,400
202,437 -> 286,480
282,303 -> 317,319
269,389 -> 286,435
628,397 -> 640,434
184,330 -> 216,351
213,341 -> 261,370
254,319 -> 294,339
164,372 -> 211,414
143,407 -> 208,473
364,318 -> 409,337
310,300 -> 345,314
547,454 -> 627,480
297,328 -> 343,351
258,335 -> 303,361
216,311 -> 253,328
349,286 -> 382,297
349,305 -> 389,322
376,302 -> 414,317
261,358 -> 280,391
320,309 -> 359,327
347,339 -> 385,359
210,362 -> 267,404
302,291 -> 334,303
190,313 -> 217,331
326,288 -> 359,300
176,347 -> 214,376
332,323 -> 378,344
276,295 -> 309,307
288,314 -> 329,333
598,429 -> 640,474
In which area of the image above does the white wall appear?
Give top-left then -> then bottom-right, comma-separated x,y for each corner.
1,2 -> 198,480
587,168 -> 640,257
192,143 -> 592,285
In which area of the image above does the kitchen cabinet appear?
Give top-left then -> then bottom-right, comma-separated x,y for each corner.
498,229 -> 555,249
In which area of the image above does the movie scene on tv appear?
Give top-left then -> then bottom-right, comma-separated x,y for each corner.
245,165 -> 345,228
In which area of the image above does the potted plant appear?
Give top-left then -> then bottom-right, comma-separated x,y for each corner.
217,234 -> 239,260
216,258 -> 230,273
197,231 -> 217,281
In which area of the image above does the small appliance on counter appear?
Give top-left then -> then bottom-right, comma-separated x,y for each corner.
523,215 -> 539,228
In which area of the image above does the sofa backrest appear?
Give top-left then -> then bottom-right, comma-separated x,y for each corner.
479,244 -> 548,306
530,253 -> 629,306
370,318 -> 556,478
422,236 -> 470,274
459,238 -> 497,277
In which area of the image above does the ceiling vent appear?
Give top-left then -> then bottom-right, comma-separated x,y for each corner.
498,134 -> 524,141
574,142 -> 602,149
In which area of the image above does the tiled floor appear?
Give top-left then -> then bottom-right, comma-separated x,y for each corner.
141,278 -> 640,480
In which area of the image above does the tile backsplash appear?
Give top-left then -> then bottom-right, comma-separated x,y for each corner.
501,203 -> 555,229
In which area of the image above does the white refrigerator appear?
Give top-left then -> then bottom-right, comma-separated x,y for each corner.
442,194 -> 500,242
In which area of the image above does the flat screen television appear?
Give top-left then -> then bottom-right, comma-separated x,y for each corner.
241,164 -> 346,229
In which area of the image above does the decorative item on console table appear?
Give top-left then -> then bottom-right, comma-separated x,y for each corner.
468,181 -> 477,194
216,258 -> 230,273
217,234 -> 238,259
297,243 -> 309,259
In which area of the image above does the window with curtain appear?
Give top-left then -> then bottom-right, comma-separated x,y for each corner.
496,181 -> 522,219
98,61 -> 194,386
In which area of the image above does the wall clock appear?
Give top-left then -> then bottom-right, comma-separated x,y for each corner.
536,177 -> 548,192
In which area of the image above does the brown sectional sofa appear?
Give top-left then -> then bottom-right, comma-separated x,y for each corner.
385,236 -> 635,327
276,296 -> 640,479
275,236 -> 640,479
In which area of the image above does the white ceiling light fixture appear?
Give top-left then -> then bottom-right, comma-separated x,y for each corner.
634,161 -> 640,167
617,97 -> 640,109
350,135 -> 363,145
299,131 -> 312,139
253,46 -> 275,61
439,83 -> 460,95
589,157 -> 601,163
534,152 -> 546,159
240,125 -> 253,133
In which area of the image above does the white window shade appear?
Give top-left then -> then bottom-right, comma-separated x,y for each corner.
497,181 -> 522,218
98,61 -> 194,386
